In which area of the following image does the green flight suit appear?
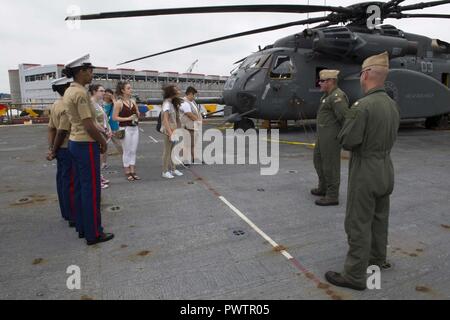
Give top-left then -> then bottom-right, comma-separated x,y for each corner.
337,87 -> 400,287
313,87 -> 349,199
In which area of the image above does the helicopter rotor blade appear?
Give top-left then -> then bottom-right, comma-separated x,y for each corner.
234,57 -> 247,65
398,0 -> 450,12
383,0 -> 407,9
312,21 -> 335,29
65,4 -> 351,21
117,16 -> 329,65
388,13 -> 450,19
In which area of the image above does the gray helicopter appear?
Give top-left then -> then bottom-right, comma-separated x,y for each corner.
67,0 -> 450,130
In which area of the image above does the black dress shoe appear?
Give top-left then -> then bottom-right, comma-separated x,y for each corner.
86,233 -> 114,246
311,188 -> 326,196
325,271 -> 366,291
315,198 -> 339,206
68,221 -> 76,228
78,232 -> 85,239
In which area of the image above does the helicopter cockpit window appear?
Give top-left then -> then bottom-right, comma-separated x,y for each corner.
270,56 -> 295,80
240,56 -> 259,70
239,54 -> 271,70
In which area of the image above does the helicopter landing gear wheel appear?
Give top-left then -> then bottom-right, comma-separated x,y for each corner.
234,118 -> 255,131
425,114 -> 449,130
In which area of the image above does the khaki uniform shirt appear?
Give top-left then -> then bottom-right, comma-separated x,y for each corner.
63,82 -> 97,142
48,98 -> 71,148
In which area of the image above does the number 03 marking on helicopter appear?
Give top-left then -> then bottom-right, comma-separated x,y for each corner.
421,61 -> 434,73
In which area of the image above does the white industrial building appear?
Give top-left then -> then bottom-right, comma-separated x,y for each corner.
8,63 -> 228,105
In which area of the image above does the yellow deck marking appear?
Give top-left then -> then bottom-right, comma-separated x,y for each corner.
263,138 -> 315,148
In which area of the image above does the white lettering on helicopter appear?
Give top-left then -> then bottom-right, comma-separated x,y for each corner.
224,77 -> 237,90
405,93 -> 435,99
421,61 -> 434,73
367,5 -> 382,30
262,83 -> 271,100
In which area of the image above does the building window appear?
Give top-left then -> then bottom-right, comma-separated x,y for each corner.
108,74 -> 121,80
93,73 -> 107,80
122,75 -> 135,81
25,72 -> 57,82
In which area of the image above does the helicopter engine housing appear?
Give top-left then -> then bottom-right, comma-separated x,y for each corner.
311,26 -> 418,62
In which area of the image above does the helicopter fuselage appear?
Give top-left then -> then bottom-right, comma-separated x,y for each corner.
223,25 -> 450,122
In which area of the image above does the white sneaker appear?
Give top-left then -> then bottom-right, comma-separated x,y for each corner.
171,170 -> 184,177
162,172 -> 175,179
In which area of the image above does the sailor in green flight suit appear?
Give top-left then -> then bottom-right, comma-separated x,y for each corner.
325,51 -> 400,291
312,69 -> 349,206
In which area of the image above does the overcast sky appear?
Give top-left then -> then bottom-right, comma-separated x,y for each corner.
1,0 -> 449,93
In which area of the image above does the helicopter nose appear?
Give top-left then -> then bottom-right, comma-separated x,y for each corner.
236,92 -> 256,113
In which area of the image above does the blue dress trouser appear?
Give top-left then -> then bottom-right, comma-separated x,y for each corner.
69,141 -> 104,241
56,148 -> 77,223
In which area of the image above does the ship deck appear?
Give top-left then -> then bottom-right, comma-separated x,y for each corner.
0,121 -> 449,300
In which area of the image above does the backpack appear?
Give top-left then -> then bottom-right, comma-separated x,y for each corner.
156,112 -> 162,133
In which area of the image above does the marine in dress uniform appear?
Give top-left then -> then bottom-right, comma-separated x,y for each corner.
47,77 -> 77,226
62,54 -> 114,246
312,70 -> 349,206
325,52 -> 400,290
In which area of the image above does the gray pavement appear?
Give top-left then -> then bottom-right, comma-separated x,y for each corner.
0,121 -> 449,300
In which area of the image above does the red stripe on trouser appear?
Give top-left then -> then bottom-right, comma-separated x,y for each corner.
88,143 -> 99,238
69,167 -> 76,221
